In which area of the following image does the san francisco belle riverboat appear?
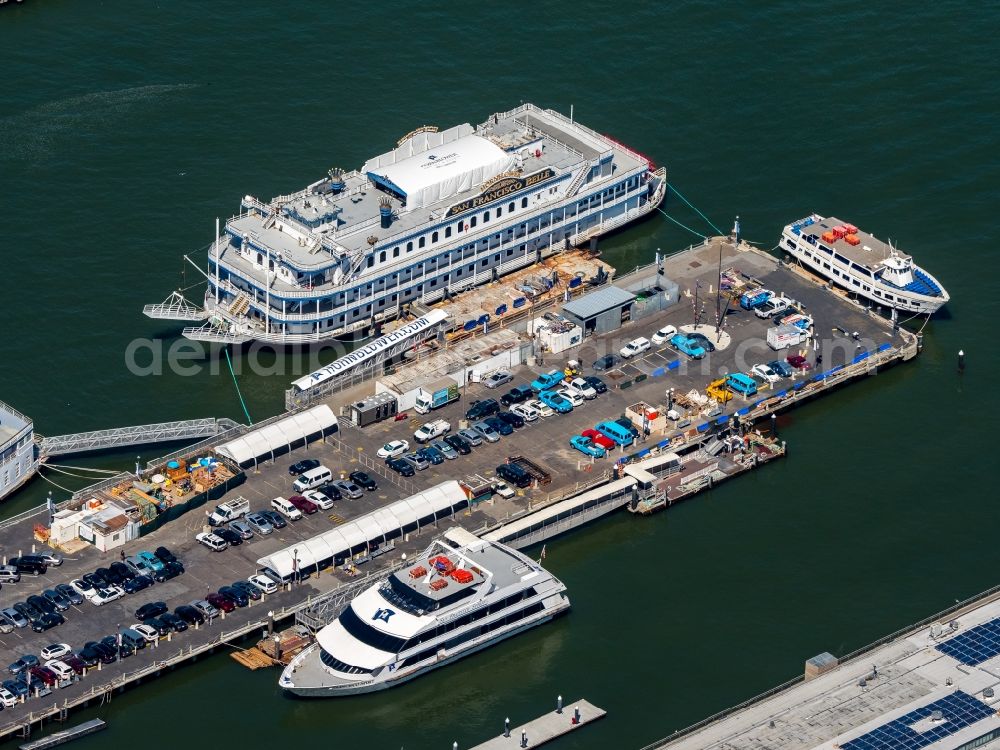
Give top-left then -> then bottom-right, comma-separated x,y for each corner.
145,104 -> 666,344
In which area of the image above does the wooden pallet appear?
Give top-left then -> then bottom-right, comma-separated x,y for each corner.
230,647 -> 276,670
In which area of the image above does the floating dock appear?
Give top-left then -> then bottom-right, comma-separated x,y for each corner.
19,719 -> 106,750
470,699 -> 606,750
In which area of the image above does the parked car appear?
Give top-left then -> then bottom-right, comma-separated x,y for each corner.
2,679 -> 29,700
484,416 -> 513,436
39,643 -> 72,661
669,333 -> 707,359
538,390 -> 573,413
245,512 -> 275,535
377,439 -> 409,459
524,399 -> 554,417
495,411 -> 524,429
651,325 -> 678,345
287,495 -> 319,515
0,613 -> 17,633
81,571 -> 108,589
556,388 -> 584,407
443,434 -> 472,455
260,509 -> 287,529
751,363 -> 780,383
620,337 -> 651,358
219,586 -> 249,608
492,480 -> 515,499
27,595 -> 56,616
206,593 -> 236,614
42,589 -> 70,612
229,519 -> 254,539
190,599 -> 220,621
89,640 -> 119,663
767,359 -> 794,378
288,458 -> 321,476
687,332 -> 717,353
36,553 -> 63,567
483,370 -> 513,389
417,446 -> 444,466
101,635 -> 133,659
91,587 -> 124,606
614,417 -> 640,437
457,427 -> 484,446
248,574 -> 278,595
123,574 -> 154,594
159,612 -> 189,633
231,580 -> 263,601
135,601 -> 168,621
583,375 -> 607,394
0,564 -> 21,583
174,605 -> 205,626
31,613 -> 65,632
123,557 -> 153,579
500,385 -> 533,407
332,479 -> 364,499
387,458 -> 415,477
154,561 -> 184,583
349,471 -> 378,491
787,353 -> 812,370
29,666 -> 58,687
14,601 -> 43,622
429,439 -> 458,460
153,546 -> 178,564
109,562 -> 135,582
213,527 -> 244,546
471,421 -> 501,443
195,532 -> 229,552
581,428 -> 616,450
465,398 -> 500,421
142,617 -> 172,637
132,624 -> 160,643
316,484 -> 342,503
8,556 -> 47,576
592,354 -> 622,371
496,463 -> 532,489
1,607 -> 28,629
402,452 -> 430,471
8,655 -> 39,677
303,489 -> 335,511
565,376 -> 597,400
510,403 -> 540,422
570,435 -> 606,458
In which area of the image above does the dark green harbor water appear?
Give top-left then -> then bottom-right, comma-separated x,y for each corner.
1,1 -> 997,747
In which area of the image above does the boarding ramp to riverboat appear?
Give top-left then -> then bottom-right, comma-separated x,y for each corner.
143,291 -> 210,321
38,418 -> 241,457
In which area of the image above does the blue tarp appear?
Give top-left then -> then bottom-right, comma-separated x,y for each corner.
716,415 -> 729,425
667,360 -> 681,370
793,382 -> 806,390
774,389 -> 787,398
736,407 -> 750,415
877,343 -> 892,352
851,350 -> 871,364
652,367 -> 665,377
697,422 -> 710,433
632,448 -> 651,459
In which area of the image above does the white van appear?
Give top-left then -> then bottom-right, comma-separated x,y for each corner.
271,496 -> 303,521
292,465 -> 332,493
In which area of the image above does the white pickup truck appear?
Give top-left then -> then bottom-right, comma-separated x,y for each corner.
755,295 -> 796,319
207,496 -> 250,526
414,419 -> 451,444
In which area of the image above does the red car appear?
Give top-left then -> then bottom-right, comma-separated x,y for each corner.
786,354 -> 812,371
287,495 -> 318,515
206,593 -> 236,613
581,429 -> 616,450
29,665 -> 58,687
62,655 -> 88,675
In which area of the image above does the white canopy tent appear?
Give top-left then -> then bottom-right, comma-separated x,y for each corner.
215,405 -> 338,467
364,133 -> 514,210
256,480 -> 469,580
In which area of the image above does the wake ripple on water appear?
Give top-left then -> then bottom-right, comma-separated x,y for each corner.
0,83 -> 199,163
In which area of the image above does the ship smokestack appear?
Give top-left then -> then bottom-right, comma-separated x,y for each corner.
379,198 -> 393,229
328,167 -> 345,194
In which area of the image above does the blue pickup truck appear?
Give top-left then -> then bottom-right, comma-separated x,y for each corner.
739,288 -> 774,310
530,370 -> 565,393
669,333 -> 707,360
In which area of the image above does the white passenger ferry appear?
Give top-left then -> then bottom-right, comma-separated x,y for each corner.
279,527 -> 570,696
0,400 -> 38,504
146,104 -> 665,344
780,214 -> 949,314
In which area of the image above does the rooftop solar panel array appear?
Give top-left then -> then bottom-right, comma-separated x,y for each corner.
936,618 -> 1000,666
841,691 -> 995,750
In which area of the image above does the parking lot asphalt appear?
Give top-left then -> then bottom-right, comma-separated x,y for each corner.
0,241 -> 900,705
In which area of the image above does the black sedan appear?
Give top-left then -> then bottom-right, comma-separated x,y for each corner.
288,458 -> 320,476
592,354 -> 622,371
348,471 -> 378,491
387,458 -> 415,477
109,562 -> 135,582
444,434 -> 472,455
154,546 -> 177,564
135,601 -> 168,621
142,618 -> 172,637
153,561 -> 185,583
213,527 -> 243,546
231,580 -> 262,601
174,605 -> 205,626
260,510 -> 287,529
55,583 -> 84,606
42,589 -> 71,612
219,586 -> 249,608
100,636 -> 132,659
496,411 -> 525,429
123,574 -> 154,594
583,375 -> 607,394
82,571 -> 109,589
159,612 -> 188,633
27,595 -> 56,616
31,613 -> 65,632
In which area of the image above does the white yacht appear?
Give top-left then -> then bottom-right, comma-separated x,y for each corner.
145,104 -> 665,344
780,214 -> 949,314
279,527 -> 570,696
0,400 -> 38,504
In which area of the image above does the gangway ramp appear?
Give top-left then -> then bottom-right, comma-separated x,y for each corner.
143,291 -> 209,321
39,417 -> 240,457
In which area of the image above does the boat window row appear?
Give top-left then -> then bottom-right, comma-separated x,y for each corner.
319,648 -> 373,676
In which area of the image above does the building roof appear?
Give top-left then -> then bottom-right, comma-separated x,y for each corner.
561,285 -> 636,320
215,405 -> 337,466
364,134 -> 513,210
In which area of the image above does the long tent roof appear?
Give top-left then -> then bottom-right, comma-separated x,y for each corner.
256,480 -> 469,579
215,405 -> 337,466
364,134 -> 513,210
